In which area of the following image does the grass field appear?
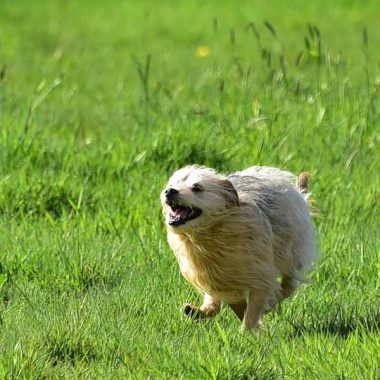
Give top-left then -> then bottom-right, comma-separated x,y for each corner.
0,0 -> 379,378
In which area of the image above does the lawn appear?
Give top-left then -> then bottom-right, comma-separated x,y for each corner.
0,0 -> 379,378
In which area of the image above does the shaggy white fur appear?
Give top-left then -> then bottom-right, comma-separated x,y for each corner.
161,165 -> 317,330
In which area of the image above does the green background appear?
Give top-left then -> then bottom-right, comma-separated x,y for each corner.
0,0 -> 379,378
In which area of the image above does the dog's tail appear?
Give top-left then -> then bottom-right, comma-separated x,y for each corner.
296,171 -> 319,279
297,171 -> 319,218
297,172 -> 309,194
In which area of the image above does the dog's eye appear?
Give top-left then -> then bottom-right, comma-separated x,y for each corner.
191,183 -> 203,193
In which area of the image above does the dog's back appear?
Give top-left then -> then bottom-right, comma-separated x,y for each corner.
228,166 -> 317,279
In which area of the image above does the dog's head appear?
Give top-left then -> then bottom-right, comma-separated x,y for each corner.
161,165 -> 239,230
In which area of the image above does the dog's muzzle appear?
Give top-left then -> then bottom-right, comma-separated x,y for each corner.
164,188 -> 202,227
165,188 -> 178,200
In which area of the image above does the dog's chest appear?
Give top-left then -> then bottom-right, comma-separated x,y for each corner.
167,230 -> 255,301
172,238 -> 248,302
178,253 -> 225,289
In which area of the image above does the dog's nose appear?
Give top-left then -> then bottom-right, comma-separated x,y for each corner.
165,188 -> 178,198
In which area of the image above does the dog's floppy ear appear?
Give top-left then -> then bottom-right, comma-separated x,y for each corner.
219,179 -> 240,207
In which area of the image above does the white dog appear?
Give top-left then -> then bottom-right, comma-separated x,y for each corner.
161,165 -> 317,330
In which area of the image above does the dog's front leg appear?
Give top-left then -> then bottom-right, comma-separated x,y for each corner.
183,294 -> 221,319
241,290 -> 267,331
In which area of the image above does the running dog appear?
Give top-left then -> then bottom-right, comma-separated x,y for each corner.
161,165 -> 317,331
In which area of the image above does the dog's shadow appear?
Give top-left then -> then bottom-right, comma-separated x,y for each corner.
290,312 -> 380,339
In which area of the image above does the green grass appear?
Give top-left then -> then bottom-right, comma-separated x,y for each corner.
0,0 -> 379,378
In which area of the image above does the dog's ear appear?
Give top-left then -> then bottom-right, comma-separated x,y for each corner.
219,179 -> 240,207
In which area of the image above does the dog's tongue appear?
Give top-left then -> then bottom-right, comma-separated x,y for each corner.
179,208 -> 188,219
171,207 -> 188,220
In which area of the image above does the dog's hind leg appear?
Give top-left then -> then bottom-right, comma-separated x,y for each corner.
241,290 -> 267,331
277,274 -> 298,303
183,294 -> 221,319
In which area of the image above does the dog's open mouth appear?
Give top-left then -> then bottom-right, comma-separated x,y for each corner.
167,201 -> 202,227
